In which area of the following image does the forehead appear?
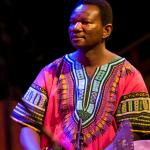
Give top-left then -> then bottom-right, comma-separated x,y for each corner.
70,4 -> 100,20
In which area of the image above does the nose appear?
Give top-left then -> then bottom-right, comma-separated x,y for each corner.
74,22 -> 82,29
70,22 -> 83,32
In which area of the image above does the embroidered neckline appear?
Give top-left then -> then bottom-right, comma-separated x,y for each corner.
59,55 -> 126,144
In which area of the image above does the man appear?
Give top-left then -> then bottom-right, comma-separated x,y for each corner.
11,0 -> 150,149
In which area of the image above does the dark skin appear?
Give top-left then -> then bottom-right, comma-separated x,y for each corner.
69,3 -> 141,142
19,3 -> 146,150
68,4 -> 117,78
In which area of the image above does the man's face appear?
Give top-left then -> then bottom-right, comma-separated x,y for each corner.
68,4 -> 105,50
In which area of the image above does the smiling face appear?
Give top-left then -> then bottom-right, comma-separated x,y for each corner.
68,4 -> 112,51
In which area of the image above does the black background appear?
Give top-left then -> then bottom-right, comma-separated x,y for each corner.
0,0 -> 149,94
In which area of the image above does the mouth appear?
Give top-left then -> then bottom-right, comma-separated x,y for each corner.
71,38 -> 85,45
72,37 -> 84,40
71,35 -> 85,41
70,33 -> 85,40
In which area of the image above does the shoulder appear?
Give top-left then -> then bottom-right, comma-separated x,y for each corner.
121,59 -> 141,75
120,59 -> 148,91
33,54 -> 68,84
42,54 -> 67,72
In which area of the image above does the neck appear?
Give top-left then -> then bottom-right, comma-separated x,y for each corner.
74,46 -> 113,67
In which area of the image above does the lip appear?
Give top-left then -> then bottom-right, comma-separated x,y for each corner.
72,37 -> 84,40
70,33 -> 85,39
71,35 -> 85,41
71,37 -> 85,43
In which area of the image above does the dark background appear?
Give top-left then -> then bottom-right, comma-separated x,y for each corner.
0,1 -> 149,149
0,0 -> 150,96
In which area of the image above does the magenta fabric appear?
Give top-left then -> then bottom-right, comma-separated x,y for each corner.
11,54 -> 150,150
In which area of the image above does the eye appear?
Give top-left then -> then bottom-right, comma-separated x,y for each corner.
81,21 -> 89,24
70,22 -> 75,26
69,18 -> 76,25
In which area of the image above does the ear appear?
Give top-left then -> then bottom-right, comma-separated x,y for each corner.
102,24 -> 113,39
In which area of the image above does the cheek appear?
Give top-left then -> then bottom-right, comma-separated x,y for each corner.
68,30 -> 72,39
86,25 -> 103,37
88,29 -> 103,40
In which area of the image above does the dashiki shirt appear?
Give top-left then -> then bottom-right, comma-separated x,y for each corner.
11,53 -> 150,150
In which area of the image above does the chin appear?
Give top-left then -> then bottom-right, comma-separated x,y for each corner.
73,45 -> 84,49
72,42 -> 84,48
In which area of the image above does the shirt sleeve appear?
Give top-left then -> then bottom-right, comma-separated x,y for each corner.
115,64 -> 150,135
10,67 -> 49,132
